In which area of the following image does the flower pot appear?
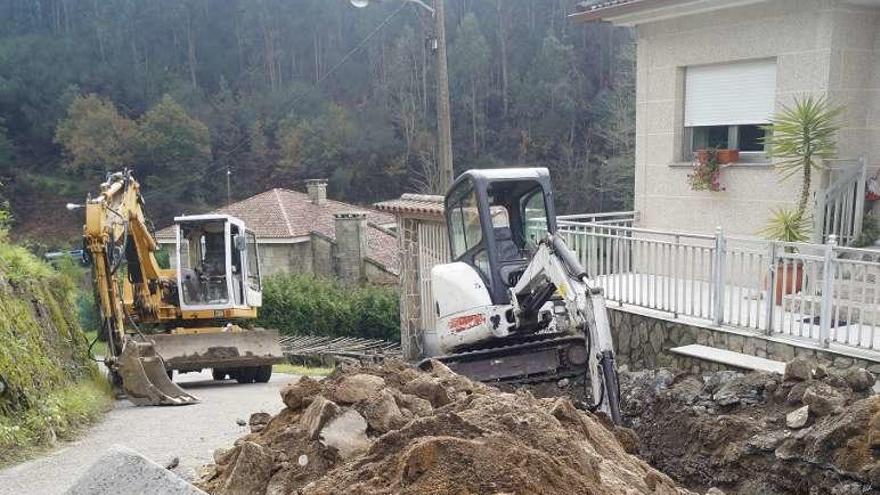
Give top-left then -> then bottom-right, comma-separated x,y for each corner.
695,149 -> 711,164
715,149 -> 739,164
772,261 -> 804,305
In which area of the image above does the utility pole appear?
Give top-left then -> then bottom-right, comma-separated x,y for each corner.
350,0 -> 454,190
433,0 -> 454,189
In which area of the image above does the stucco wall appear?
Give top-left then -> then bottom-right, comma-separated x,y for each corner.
634,0 -> 879,237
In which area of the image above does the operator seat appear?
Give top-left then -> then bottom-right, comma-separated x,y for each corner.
494,226 -> 527,287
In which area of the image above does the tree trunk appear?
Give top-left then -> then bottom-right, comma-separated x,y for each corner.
471,80 -> 478,153
798,159 -> 812,218
496,0 -> 509,117
186,13 -> 198,89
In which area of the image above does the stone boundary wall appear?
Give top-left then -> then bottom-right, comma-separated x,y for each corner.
609,308 -> 880,376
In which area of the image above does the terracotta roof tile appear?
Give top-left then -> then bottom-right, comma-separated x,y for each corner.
374,194 -> 445,218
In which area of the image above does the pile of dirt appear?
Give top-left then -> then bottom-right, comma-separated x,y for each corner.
620,359 -> 880,495
197,360 -> 699,495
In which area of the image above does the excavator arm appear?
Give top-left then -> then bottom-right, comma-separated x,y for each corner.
509,235 -> 621,423
81,170 -> 198,405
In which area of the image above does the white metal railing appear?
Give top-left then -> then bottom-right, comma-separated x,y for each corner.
560,221 -> 880,353
557,210 -> 638,228
814,157 -> 868,245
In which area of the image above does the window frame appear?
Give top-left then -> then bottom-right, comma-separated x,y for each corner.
683,124 -> 769,164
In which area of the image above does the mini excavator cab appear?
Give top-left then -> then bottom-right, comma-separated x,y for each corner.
444,168 -> 557,305
174,214 -> 262,312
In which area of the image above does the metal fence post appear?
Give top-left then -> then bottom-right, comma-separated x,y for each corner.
712,227 -> 726,326
764,241 -> 777,335
819,234 -> 838,348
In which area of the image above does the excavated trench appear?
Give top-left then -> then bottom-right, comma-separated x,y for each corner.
615,362 -> 880,495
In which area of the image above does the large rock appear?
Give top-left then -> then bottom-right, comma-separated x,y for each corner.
361,389 -> 407,433
786,405 -> 810,429
301,396 -> 341,439
64,445 -> 206,495
280,376 -> 322,411
802,383 -> 846,416
221,441 -> 274,495
391,389 -> 434,417
784,357 -> 813,381
319,409 -> 371,459
844,368 -> 875,392
249,412 -> 271,433
402,375 -> 452,407
331,373 -> 386,404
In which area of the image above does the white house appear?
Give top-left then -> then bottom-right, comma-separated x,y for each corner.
573,0 -> 880,242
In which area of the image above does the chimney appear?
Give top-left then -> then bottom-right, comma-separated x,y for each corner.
306,179 -> 327,205
334,212 -> 368,284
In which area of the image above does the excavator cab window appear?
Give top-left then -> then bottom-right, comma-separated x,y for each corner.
178,221 -> 230,306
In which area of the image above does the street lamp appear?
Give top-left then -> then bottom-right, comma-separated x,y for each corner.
350,0 -> 454,190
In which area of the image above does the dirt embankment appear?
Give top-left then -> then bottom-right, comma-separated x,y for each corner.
197,360 -> 699,495
620,359 -> 880,495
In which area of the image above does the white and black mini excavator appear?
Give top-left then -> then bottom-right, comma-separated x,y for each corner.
423,168 -> 621,423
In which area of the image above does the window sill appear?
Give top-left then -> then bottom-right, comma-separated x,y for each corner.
669,161 -> 773,169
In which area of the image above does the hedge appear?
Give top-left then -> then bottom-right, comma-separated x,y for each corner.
256,274 -> 400,342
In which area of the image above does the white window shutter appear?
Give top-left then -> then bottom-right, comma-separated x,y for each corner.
684,59 -> 777,127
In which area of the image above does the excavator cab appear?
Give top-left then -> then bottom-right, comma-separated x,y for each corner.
444,168 -> 558,305
175,214 -> 262,311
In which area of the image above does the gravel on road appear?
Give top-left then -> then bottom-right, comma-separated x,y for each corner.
0,370 -> 293,495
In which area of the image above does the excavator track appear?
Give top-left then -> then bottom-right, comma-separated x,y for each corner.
418,333 -> 590,386
118,339 -> 199,406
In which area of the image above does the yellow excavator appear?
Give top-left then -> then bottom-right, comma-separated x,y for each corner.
72,170 -> 284,406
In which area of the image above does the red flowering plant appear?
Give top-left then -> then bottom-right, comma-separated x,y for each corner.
688,148 -> 725,192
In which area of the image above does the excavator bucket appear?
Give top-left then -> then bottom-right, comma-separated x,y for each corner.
118,340 -> 200,406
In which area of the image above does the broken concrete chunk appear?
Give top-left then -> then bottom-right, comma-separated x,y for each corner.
331,373 -> 386,404
319,409 -> 371,459
784,357 -> 813,382
221,441 -> 275,495
402,375 -> 452,407
362,389 -> 407,433
802,383 -> 846,416
65,445 -> 206,495
786,405 -> 810,429
280,375 -> 323,411
249,412 -> 271,433
301,396 -> 341,439
844,368 -> 875,392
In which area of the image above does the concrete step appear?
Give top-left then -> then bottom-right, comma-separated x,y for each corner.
670,344 -> 786,374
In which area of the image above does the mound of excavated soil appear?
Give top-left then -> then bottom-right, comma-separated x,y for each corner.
620,359 -> 880,495
197,360 -> 696,495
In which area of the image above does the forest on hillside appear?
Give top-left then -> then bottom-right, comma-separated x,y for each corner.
0,0 -> 634,247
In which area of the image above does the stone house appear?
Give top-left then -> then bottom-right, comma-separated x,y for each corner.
156,180 -> 399,285
573,0 -> 880,241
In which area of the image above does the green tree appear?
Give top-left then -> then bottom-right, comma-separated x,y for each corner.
54,94 -> 137,176
134,95 -> 212,215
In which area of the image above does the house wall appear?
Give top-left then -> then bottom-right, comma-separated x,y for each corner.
634,0 -> 879,237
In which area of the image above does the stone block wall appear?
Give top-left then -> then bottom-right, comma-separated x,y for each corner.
609,308 -> 880,376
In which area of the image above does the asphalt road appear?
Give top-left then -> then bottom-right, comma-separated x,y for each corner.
0,370 -> 293,495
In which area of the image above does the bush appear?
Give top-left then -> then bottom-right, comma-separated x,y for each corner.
256,274 -> 399,342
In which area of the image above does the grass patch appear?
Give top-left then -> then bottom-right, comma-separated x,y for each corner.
83,330 -> 108,358
274,363 -> 334,376
0,374 -> 113,466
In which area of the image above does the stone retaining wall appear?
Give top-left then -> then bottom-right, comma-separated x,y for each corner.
609,308 -> 880,376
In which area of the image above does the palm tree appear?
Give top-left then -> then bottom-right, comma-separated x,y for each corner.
762,95 -> 842,222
